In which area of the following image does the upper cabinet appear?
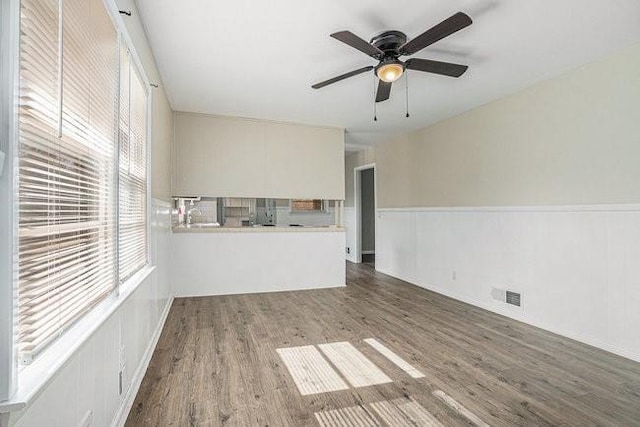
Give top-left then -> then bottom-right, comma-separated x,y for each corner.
174,113 -> 265,197
173,113 -> 345,199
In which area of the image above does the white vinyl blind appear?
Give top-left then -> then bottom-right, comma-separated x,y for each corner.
17,0 -> 118,362
118,46 -> 148,283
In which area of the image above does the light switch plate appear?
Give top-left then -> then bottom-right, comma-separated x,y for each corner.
0,150 -> 5,176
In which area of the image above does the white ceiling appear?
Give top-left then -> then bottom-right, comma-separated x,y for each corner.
135,0 -> 640,147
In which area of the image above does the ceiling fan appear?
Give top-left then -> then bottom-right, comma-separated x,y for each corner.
312,12 -> 473,103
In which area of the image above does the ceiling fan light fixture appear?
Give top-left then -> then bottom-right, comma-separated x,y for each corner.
376,61 -> 404,83
311,11 -> 473,107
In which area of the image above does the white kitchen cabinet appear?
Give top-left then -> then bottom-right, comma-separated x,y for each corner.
263,122 -> 344,199
174,113 -> 266,197
173,113 -> 345,199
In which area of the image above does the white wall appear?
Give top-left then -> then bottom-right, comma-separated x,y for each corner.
171,231 -> 346,297
8,200 -> 173,427
173,113 -> 345,199
376,206 -> 640,362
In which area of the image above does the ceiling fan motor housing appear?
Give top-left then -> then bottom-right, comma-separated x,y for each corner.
370,30 -> 407,58
372,31 -> 407,83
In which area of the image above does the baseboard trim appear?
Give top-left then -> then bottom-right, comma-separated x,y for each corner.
111,296 -> 174,427
377,203 -> 640,213
174,283 -> 346,298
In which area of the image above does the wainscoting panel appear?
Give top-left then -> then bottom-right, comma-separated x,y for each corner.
376,205 -> 640,362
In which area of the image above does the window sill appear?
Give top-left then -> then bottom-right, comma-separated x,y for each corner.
0,265 -> 156,414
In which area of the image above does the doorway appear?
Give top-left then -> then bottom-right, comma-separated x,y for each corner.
355,164 -> 376,266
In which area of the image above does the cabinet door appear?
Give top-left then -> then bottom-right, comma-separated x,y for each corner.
264,123 -> 344,199
174,114 -> 266,196
174,113 -> 345,199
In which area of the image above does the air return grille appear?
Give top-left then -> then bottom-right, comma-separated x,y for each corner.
506,291 -> 521,307
491,287 -> 522,308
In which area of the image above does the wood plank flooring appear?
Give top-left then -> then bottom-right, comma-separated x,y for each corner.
125,262 -> 640,426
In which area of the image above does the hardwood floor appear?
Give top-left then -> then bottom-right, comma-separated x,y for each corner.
126,262 -> 640,426
361,253 -> 375,266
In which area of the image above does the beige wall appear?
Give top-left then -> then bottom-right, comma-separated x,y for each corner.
344,147 -> 376,207
174,113 -> 345,199
151,90 -> 173,200
116,0 -> 173,201
376,44 -> 640,208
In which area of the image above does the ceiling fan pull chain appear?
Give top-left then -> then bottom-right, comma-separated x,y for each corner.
373,75 -> 378,121
405,72 -> 410,118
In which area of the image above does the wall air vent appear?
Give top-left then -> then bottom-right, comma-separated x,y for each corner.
492,287 -> 522,308
506,291 -> 521,307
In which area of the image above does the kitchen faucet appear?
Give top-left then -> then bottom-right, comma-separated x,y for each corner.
186,200 -> 202,225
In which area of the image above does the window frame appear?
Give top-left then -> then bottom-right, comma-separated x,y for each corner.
117,39 -> 152,290
0,0 -> 153,406
16,0 -> 123,365
0,0 -> 21,402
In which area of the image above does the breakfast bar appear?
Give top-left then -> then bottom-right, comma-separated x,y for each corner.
171,225 -> 346,296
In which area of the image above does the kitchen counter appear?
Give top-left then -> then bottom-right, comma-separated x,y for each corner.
172,225 -> 344,233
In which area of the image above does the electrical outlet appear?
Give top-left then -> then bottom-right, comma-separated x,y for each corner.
346,247 -> 350,254
79,410 -> 93,427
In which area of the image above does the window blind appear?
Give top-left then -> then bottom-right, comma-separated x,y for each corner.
118,46 -> 148,283
17,0 -> 118,362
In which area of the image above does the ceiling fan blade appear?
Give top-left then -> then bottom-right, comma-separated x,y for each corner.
331,31 -> 384,58
400,12 -> 472,56
405,58 -> 468,77
375,80 -> 392,103
311,66 -> 374,89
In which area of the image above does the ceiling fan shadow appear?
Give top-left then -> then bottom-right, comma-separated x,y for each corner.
424,45 -> 487,63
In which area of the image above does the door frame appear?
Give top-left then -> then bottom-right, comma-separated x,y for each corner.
354,163 -> 376,264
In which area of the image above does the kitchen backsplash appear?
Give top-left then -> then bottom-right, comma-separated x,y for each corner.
173,197 -> 337,227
